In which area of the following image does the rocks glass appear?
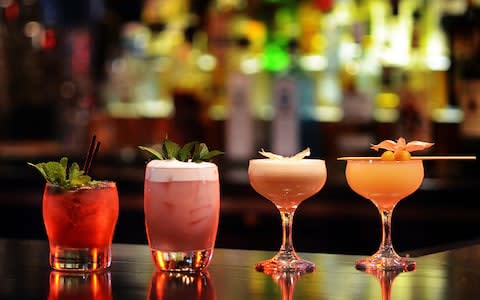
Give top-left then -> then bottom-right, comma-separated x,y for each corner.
42,181 -> 119,272
144,160 -> 220,272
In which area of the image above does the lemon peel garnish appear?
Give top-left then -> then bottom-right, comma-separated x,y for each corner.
370,137 -> 434,160
259,148 -> 311,160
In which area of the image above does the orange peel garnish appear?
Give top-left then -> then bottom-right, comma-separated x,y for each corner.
370,137 -> 434,158
259,148 -> 311,160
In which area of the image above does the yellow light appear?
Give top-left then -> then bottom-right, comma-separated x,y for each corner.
197,54 -> 217,72
376,92 -> 399,108
241,57 -> 261,74
300,55 -> 327,71
313,106 -> 343,122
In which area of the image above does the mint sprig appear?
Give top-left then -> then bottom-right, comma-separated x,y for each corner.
28,157 -> 93,189
139,139 -> 223,163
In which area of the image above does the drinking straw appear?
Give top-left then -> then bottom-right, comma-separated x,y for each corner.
83,135 -> 101,175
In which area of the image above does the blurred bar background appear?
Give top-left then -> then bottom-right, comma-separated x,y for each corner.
0,0 -> 479,255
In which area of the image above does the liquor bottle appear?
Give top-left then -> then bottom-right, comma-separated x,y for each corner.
270,39 -> 310,157
224,37 -> 256,165
396,9 -> 432,142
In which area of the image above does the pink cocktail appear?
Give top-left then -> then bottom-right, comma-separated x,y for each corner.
248,158 -> 327,274
144,160 -> 220,272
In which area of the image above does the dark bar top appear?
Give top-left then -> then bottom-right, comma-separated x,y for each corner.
2,238 -> 480,299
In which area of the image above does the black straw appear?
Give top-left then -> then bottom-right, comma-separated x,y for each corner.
83,135 -> 101,175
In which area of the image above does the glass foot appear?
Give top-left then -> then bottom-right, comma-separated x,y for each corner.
355,254 -> 416,272
255,256 -> 315,275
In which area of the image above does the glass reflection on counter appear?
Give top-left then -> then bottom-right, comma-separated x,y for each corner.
148,271 -> 216,300
48,271 -> 112,300
358,269 -> 402,300
270,271 -> 301,300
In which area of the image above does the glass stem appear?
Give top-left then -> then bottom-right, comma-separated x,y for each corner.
279,209 -> 295,254
379,209 -> 395,256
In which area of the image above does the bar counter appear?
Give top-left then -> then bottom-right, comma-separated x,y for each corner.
2,238 -> 480,299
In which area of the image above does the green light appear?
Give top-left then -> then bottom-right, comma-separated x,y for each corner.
261,43 -> 290,72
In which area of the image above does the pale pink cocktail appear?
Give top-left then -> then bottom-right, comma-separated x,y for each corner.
248,158 -> 327,274
144,160 -> 220,272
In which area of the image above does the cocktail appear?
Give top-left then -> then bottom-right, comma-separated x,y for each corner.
248,148 -> 327,274
29,149 -> 119,272
140,139 -> 223,273
339,137 -> 476,272
29,137 -> 119,272
43,181 -> 119,271
345,158 -> 423,271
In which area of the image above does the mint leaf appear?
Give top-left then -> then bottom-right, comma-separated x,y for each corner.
45,161 -> 67,186
27,162 -> 48,181
68,162 -> 91,187
178,141 -> 196,161
200,150 -> 224,161
60,157 -> 68,171
138,146 -> 164,160
139,138 -> 223,163
28,157 -> 94,189
192,143 -> 208,162
162,139 -> 180,159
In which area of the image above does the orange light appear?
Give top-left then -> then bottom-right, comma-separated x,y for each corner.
91,248 -> 98,271
92,273 -> 99,296
155,251 -> 166,270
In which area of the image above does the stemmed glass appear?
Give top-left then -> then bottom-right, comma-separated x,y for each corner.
248,157 -> 327,274
343,158 -> 424,272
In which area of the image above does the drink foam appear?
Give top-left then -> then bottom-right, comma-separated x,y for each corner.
146,160 -> 219,182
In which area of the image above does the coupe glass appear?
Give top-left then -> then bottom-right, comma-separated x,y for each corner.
248,158 -> 327,274
345,159 -> 424,272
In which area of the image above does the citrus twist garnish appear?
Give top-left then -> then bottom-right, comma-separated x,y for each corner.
259,148 -> 311,160
371,137 -> 434,161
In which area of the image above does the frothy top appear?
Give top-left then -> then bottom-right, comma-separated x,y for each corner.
249,158 -> 326,177
146,160 -> 219,182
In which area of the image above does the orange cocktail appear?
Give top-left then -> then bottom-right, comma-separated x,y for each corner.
346,160 -> 424,211
341,137 -> 475,272
345,159 -> 424,271
248,149 -> 326,275
340,137 -> 432,272
43,181 -> 119,272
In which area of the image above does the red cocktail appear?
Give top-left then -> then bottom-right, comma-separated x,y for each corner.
43,181 -> 119,272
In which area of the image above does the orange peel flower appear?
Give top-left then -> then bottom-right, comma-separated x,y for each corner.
259,148 -> 311,160
370,137 -> 434,153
